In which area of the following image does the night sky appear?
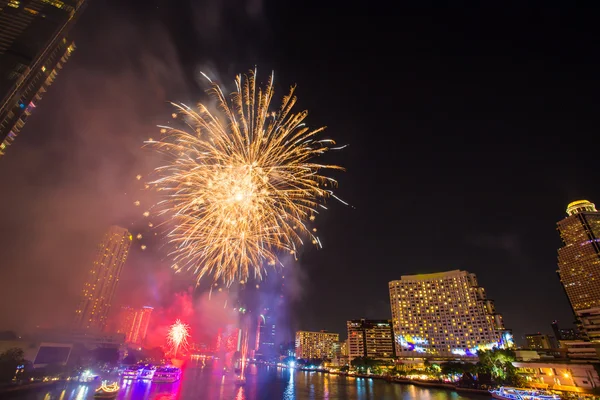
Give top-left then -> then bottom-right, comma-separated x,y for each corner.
1,1 -> 600,345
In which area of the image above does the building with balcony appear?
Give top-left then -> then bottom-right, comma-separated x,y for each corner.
389,270 -> 512,358
295,330 -> 339,360
347,319 -> 395,361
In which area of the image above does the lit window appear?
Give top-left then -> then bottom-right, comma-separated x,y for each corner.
8,0 -> 20,7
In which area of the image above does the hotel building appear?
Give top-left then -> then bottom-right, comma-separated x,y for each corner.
347,319 -> 395,361
0,0 -> 86,155
295,330 -> 339,360
73,226 -> 132,332
389,270 -> 511,358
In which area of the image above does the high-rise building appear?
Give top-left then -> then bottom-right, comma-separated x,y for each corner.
557,201 -> 600,310
73,226 -> 132,332
347,319 -> 395,361
255,308 -> 276,360
525,333 -> 556,350
295,330 -> 339,360
389,270 -> 512,358
117,306 -> 153,345
0,0 -> 86,156
556,200 -> 600,342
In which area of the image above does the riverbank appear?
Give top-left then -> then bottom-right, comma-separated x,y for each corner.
325,370 -> 491,395
0,380 -> 62,396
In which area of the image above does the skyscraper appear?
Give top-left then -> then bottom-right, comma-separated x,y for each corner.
389,270 -> 512,358
74,226 -> 132,332
117,306 -> 153,345
255,308 -> 276,360
295,330 -> 339,360
0,0 -> 86,156
557,200 -> 600,311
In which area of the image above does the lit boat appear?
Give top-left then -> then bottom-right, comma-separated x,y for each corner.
152,366 -> 182,383
122,365 -> 143,380
94,382 -> 119,399
79,369 -> 99,382
139,365 -> 156,380
490,386 -> 561,400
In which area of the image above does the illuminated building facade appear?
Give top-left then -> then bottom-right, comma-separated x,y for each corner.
557,201 -> 600,320
0,0 -> 86,156
74,226 -> 132,332
117,306 -> 153,345
295,330 -> 339,360
347,319 -> 395,361
525,333 -> 556,350
389,270 -> 511,358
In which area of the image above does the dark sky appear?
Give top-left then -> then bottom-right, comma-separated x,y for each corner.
1,1 -> 600,345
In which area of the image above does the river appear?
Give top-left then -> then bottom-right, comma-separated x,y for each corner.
11,363 -> 492,400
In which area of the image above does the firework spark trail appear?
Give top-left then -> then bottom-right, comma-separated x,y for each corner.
148,70 -> 344,285
167,319 -> 190,358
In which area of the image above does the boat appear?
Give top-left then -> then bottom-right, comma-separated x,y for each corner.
139,365 -> 156,380
122,365 -> 143,380
490,386 -> 561,399
152,366 -> 182,383
94,382 -> 119,399
78,369 -> 99,383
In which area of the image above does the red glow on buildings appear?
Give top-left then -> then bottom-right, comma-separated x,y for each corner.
214,326 -> 240,353
117,306 -> 153,345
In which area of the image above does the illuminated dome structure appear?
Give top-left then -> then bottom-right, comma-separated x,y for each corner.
566,200 -> 597,216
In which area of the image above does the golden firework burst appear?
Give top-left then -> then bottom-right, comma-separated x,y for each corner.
148,70 -> 345,285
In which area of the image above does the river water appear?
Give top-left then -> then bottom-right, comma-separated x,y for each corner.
13,363 -> 492,400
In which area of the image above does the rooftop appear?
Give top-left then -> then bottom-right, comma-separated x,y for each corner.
566,200 -> 597,216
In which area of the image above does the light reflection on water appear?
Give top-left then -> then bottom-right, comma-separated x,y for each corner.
18,362 -> 490,400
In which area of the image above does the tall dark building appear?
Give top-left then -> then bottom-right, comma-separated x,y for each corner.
255,308 -> 276,360
0,0 -> 86,156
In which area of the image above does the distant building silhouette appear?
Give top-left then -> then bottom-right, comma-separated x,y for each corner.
73,226 -> 132,332
255,308 -> 276,360
525,333 -> 556,350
